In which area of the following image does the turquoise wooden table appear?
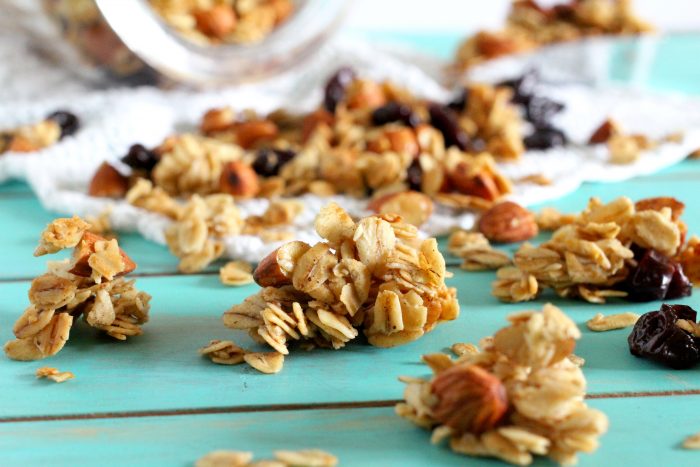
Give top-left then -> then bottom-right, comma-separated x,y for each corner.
2,33 -> 700,466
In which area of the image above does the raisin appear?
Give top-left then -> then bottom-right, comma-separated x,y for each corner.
371,102 -> 420,128
252,148 -> 296,177
499,68 -> 539,105
628,304 -> 700,369
623,248 -> 691,302
523,126 -> 567,150
428,103 -> 470,151
121,144 -> 159,173
406,158 -> 423,191
46,110 -> 79,138
447,88 -> 469,112
525,96 -> 565,128
323,67 -> 356,113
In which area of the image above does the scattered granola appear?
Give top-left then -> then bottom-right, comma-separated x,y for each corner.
683,432 -> 700,450
396,304 -> 608,466
588,117 -> 683,164
35,366 -> 75,383
0,110 -> 79,155
586,312 -> 639,331
447,231 -> 511,271
492,196 -> 695,303
199,339 -> 283,373
220,261 -> 255,286
453,0 -> 653,71
4,217 -> 151,361
219,203 -> 459,366
150,0 -> 295,46
196,449 -> 337,467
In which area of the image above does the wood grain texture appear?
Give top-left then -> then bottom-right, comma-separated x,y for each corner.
3,396 -> 700,467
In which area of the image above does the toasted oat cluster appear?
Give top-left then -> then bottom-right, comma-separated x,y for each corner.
4,217 -> 151,361
220,203 -> 459,361
492,196 -> 696,303
196,449 -> 337,467
454,0 -> 653,71
36,367 -> 75,383
88,68 -> 528,217
0,110 -> 79,155
396,304 -> 608,466
149,0 -> 294,45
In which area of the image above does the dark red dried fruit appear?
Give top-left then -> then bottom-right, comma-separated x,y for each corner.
46,110 -> 79,138
371,102 -> 420,128
323,67 -> 356,113
524,126 -> 567,150
406,158 -> 422,191
121,143 -> 159,173
447,88 -> 469,112
499,69 -> 539,105
428,103 -> 470,151
628,304 -> 700,369
624,249 -> 692,302
252,148 -> 296,177
525,96 -> 565,128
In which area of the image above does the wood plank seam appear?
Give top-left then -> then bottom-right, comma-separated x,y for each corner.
3,389 -> 700,424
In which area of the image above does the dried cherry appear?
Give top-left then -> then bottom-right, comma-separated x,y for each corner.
525,96 -> 565,128
628,304 -> 700,369
46,110 -> 80,138
252,148 -> 296,177
323,67 -> 356,113
624,248 -> 692,302
523,125 -> 567,150
406,158 -> 423,191
371,102 -> 420,128
121,143 -> 159,173
499,68 -> 539,105
428,103 -> 470,151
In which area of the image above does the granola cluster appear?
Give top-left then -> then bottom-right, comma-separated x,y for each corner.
4,217 -> 151,361
587,117 -> 682,164
454,0 -> 653,71
0,110 -> 78,155
492,196 -> 696,303
396,304 -> 608,466
196,449 -> 337,467
149,0 -> 294,45
219,203 -> 459,365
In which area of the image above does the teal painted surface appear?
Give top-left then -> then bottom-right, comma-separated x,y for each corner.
3,397 -> 700,466
0,180 -> 32,194
1,266 -> 699,418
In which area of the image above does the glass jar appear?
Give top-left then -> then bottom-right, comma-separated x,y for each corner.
39,0 -> 348,86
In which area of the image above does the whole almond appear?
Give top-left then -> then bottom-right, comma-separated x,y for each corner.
220,161 -> 260,198
478,201 -> 538,243
367,127 -> 419,157
588,118 -> 620,144
200,107 -> 235,134
234,121 -> 278,149
88,162 -> 129,198
301,109 -> 334,142
449,162 -> 502,201
431,364 -> 508,434
194,5 -> 237,39
253,240 -> 310,287
635,196 -> 685,221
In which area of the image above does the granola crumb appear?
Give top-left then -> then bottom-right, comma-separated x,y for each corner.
196,449 -> 337,467
219,261 -> 254,286
199,340 -> 246,365
36,367 -> 74,383
683,432 -> 700,450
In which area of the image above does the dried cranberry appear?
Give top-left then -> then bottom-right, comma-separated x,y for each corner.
447,88 -> 469,112
323,67 -> 356,113
628,304 -> 700,369
525,96 -> 565,128
428,103 -> 470,151
523,126 -> 567,150
371,102 -> 420,128
499,69 -> 539,105
121,144 -> 159,173
624,249 -> 678,302
46,110 -> 79,138
406,158 -> 423,191
252,148 -> 296,177
667,263 -> 693,300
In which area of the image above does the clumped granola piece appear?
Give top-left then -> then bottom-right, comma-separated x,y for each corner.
396,304 -> 608,466
586,312 -> 639,331
220,203 -> 459,369
165,194 -> 243,273
220,261 -> 254,286
4,217 -> 151,361
0,110 -> 77,155
36,366 -> 74,383
493,196 -> 695,304
448,231 -> 511,271
196,449 -> 337,467
199,340 -> 246,365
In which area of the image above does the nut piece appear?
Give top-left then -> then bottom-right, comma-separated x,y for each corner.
635,197 -> 685,221
368,191 -> 434,227
234,120 -> 278,149
88,162 -> 129,198
478,201 -> 538,243
253,241 -> 310,287
68,232 -> 136,278
588,118 -> 620,144
345,79 -> 387,110
219,161 -> 260,198
200,107 -> 235,134
302,109 -> 334,142
430,364 -> 508,434
194,5 -> 237,39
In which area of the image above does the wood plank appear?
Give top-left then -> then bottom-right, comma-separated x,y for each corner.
1,270 -> 699,418
1,396 -> 699,466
